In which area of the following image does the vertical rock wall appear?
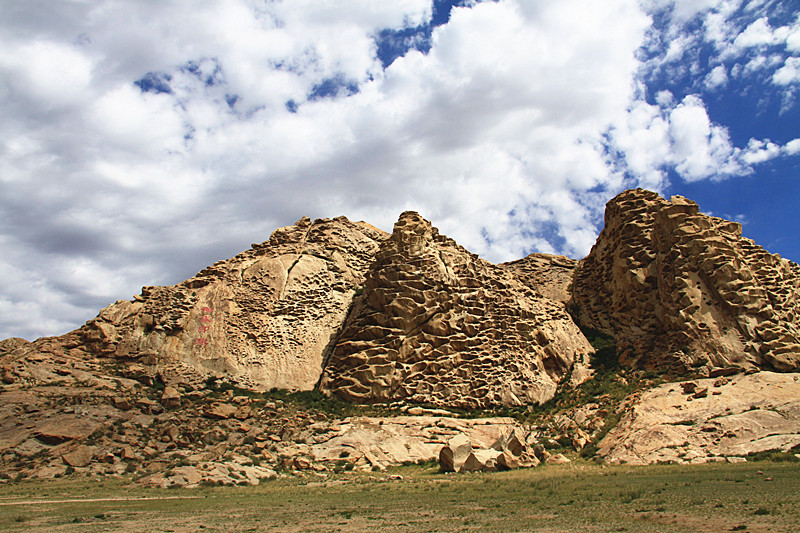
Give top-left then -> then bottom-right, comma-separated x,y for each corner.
571,189 -> 800,374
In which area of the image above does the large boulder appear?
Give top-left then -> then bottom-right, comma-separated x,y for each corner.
439,433 -> 473,473
438,429 -> 546,473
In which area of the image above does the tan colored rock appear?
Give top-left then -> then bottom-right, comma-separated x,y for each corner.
320,211 -> 593,409
501,253 -> 578,303
461,449 -> 502,472
545,453 -> 571,465
77,216 -> 388,391
310,416 -> 519,467
169,466 -> 203,487
204,403 -> 237,420
62,445 -> 96,467
136,398 -> 163,415
111,396 -> 132,410
161,386 -> 181,408
571,189 -> 800,374
34,417 -> 102,445
598,371 -> 800,464
439,433 -> 473,473
120,445 -> 136,460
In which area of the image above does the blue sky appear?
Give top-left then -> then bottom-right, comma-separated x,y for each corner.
0,0 -> 798,340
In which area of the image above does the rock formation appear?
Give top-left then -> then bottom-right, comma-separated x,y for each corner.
438,428 -> 551,473
571,189 -> 800,375
500,253 -> 578,303
598,371 -> 800,465
319,211 -> 593,409
3,188 -> 800,481
78,216 -> 387,391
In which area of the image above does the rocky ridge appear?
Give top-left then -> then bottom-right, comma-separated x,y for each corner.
2,188 -> 800,483
79,216 -> 388,392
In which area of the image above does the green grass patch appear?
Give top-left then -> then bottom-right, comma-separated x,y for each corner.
1,461 -> 797,532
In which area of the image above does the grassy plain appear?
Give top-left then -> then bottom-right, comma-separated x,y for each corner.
0,460 -> 797,532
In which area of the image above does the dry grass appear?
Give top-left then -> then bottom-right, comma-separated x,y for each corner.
0,460 -> 798,532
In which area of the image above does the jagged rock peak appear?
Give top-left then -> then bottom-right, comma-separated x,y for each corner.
319,211 -> 593,409
571,188 -> 800,375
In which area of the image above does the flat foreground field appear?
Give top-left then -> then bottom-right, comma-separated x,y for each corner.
0,461 -> 797,532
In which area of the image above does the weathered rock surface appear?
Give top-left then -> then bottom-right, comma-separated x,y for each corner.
439,428 -> 545,473
77,216 -> 388,391
307,415 -> 521,469
571,189 -> 800,374
501,253 -> 578,304
320,211 -> 593,408
598,371 -> 800,464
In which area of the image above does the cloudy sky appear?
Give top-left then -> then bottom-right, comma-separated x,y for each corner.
1,0 -> 799,341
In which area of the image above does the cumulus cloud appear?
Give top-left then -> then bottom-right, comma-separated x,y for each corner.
785,138 -> 800,155
0,0 -> 797,340
773,57 -> 800,84
704,64 -> 729,89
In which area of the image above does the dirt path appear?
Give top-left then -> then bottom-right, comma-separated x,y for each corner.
0,495 -> 201,506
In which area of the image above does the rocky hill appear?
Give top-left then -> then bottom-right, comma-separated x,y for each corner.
1,188 -> 799,483
571,189 -> 800,375
319,211 -> 592,409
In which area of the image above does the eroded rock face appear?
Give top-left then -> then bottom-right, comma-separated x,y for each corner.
598,372 -> 800,465
501,253 -> 578,304
78,216 -> 388,391
571,189 -> 800,374
319,211 -> 593,409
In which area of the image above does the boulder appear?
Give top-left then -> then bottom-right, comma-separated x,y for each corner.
111,396 -> 133,410
439,434 -> 473,473
62,445 -> 96,467
34,417 -> 102,445
204,403 -> 237,420
161,387 -> 181,408
460,449 -> 502,472
546,453 -> 571,465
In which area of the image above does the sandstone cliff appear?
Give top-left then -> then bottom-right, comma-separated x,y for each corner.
319,211 -> 593,409
571,189 -> 800,375
78,216 -> 387,391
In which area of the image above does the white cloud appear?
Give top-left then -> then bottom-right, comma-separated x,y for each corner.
733,17 -> 779,48
740,138 -> 780,164
787,17 -> 800,53
704,64 -> 729,89
784,138 -> 800,155
773,57 -> 800,85
0,0 -> 796,341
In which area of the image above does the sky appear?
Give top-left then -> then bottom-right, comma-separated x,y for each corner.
1,0 -> 799,341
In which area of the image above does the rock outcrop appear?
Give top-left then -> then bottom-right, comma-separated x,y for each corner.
77,216 -> 387,391
501,253 -> 578,304
598,371 -> 800,464
319,211 -> 593,409
3,188 -> 800,484
571,189 -> 800,374
438,428 -> 547,473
